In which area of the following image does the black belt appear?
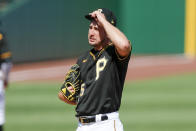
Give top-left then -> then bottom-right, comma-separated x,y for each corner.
79,115 -> 108,124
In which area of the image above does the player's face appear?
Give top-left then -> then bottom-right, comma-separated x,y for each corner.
88,21 -> 106,47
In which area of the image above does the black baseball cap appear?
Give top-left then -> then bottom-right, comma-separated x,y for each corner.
85,8 -> 117,26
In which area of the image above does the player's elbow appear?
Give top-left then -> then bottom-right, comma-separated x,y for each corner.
123,40 -> 131,50
118,41 -> 131,57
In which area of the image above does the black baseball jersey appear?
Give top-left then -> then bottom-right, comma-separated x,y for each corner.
0,31 -> 12,64
75,44 -> 131,117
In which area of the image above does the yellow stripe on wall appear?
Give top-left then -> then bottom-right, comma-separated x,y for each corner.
185,0 -> 196,57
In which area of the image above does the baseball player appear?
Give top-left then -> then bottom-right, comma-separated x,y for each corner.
58,8 -> 132,131
0,21 -> 12,131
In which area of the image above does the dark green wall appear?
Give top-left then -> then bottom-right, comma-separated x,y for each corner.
119,0 -> 185,54
1,0 -> 119,62
0,0 -> 185,63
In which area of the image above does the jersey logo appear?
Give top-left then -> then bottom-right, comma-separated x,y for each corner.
95,56 -> 108,80
82,59 -> 87,63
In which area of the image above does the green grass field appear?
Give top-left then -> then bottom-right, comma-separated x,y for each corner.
4,72 -> 196,131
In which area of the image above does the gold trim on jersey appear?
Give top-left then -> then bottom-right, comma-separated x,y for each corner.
82,59 -> 87,63
89,52 -> 96,60
0,51 -> 12,59
98,43 -> 114,57
115,42 -> 132,61
114,48 -> 129,61
90,43 -> 112,60
97,45 -> 108,57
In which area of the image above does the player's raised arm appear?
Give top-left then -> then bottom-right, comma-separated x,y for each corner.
89,9 -> 131,57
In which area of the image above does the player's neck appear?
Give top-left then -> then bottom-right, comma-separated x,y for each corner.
94,39 -> 110,51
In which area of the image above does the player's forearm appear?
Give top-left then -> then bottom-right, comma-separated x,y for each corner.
58,92 -> 77,105
90,10 -> 131,56
102,20 -> 131,57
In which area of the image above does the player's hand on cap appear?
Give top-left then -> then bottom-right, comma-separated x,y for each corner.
89,9 -> 106,26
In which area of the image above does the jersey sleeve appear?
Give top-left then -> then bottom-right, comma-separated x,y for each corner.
107,44 -> 132,64
107,45 -> 132,83
114,47 -> 132,63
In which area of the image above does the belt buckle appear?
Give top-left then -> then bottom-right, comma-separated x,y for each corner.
79,117 -> 85,124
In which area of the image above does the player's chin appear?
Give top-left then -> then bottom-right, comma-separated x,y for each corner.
88,41 -> 97,46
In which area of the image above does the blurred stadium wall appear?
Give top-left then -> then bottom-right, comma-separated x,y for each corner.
119,0 -> 185,54
0,0 -> 194,63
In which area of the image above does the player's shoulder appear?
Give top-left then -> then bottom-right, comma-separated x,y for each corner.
104,44 -> 116,56
106,44 -> 115,51
76,49 -> 91,65
106,43 -> 132,62
78,50 -> 90,60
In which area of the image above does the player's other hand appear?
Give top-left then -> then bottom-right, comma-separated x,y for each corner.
67,86 -> 75,93
58,89 -> 77,105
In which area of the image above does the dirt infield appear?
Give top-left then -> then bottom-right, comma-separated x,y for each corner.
10,55 -> 196,82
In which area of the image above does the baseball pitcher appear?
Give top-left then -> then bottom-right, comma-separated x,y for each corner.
58,8 -> 132,131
